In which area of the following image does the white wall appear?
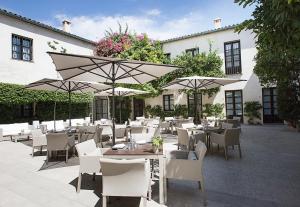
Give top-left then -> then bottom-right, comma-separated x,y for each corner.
145,28 -> 263,123
0,14 -> 94,85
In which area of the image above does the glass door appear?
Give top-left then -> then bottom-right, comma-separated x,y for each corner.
225,90 -> 243,121
262,88 -> 282,123
95,98 -> 108,120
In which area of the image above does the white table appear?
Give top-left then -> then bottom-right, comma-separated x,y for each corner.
103,144 -> 167,204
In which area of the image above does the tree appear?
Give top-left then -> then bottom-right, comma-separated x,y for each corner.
235,0 -> 300,127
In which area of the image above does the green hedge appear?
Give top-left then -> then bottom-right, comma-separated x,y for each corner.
0,83 -> 92,105
0,83 -> 92,124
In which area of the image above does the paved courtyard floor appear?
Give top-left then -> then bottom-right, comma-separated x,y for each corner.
0,125 -> 299,207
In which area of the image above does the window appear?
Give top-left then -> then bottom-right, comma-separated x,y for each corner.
95,98 -> 108,119
225,90 -> 243,119
17,104 -> 33,118
187,93 -> 202,117
224,41 -> 241,74
262,88 -> 282,123
163,95 -> 174,111
186,48 -> 199,56
12,34 -> 33,61
164,53 -> 171,60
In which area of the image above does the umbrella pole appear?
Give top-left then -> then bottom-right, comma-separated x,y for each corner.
119,96 -> 122,124
68,82 -> 71,127
112,63 -> 116,145
194,90 -> 198,124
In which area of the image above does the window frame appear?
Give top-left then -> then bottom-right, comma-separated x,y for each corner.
12,34 -> 33,62
163,94 -> 174,111
185,47 -> 199,57
224,40 -> 241,74
225,90 -> 243,120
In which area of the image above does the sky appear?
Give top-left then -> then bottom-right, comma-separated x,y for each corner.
0,0 -> 254,41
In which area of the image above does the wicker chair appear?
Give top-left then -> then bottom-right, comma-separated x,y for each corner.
165,141 -> 207,205
100,158 -> 151,207
210,128 -> 241,160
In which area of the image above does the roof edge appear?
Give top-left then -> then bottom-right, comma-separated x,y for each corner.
161,24 -> 238,44
0,8 -> 96,45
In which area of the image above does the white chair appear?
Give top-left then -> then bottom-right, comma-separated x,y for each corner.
136,116 -> 145,121
75,139 -> 102,192
32,120 -> 40,129
165,141 -> 207,205
131,127 -> 161,143
46,133 -> 75,163
164,117 -> 174,121
115,125 -> 127,141
176,128 -> 191,150
31,129 -> 47,157
100,158 -> 151,207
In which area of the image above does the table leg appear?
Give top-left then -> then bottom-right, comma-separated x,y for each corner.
159,157 -> 165,204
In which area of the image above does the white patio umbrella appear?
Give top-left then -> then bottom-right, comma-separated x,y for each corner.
96,87 -> 148,123
163,76 -> 246,123
47,52 -> 180,144
26,78 -> 110,127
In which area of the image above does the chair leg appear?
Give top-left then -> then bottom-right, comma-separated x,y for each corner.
224,146 -> 228,160
66,149 -> 68,163
199,179 -> 207,206
77,173 -> 82,193
217,144 -> 219,151
238,144 -> 242,158
142,197 -> 147,207
32,147 -> 34,157
93,173 -> 96,181
232,145 -> 234,150
46,150 -> 49,164
102,196 -> 107,207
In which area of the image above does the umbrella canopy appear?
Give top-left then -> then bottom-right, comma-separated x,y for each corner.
48,52 -> 180,144
164,76 -> 245,90
163,76 -> 246,123
26,78 -> 110,126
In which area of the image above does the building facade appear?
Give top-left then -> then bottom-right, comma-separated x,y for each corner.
0,9 -> 110,121
145,24 -> 281,124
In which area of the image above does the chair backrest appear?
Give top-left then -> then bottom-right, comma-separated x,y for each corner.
115,128 -> 126,138
130,126 -> 145,134
130,121 -> 142,126
147,126 -> 161,138
32,120 -> 40,129
164,117 -> 174,121
46,133 -> 69,151
222,122 -> 234,129
226,119 -> 240,128
224,128 -> 241,145
101,125 -> 113,136
182,123 -> 195,129
136,116 -> 145,121
75,139 -> 97,157
176,128 -> 190,149
194,141 -> 207,162
95,125 -> 103,143
100,158 -> 150,197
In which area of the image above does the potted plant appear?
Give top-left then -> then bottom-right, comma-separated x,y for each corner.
244,101 -> 262,124
152,136 -> 163,153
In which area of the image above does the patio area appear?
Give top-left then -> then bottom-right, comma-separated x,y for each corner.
0,124 -> 299,207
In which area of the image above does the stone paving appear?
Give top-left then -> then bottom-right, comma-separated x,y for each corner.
0,125 -> 299,207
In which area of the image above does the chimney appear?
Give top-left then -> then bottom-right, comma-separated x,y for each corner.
213,18 -> 222,29
62,20 -> 71,33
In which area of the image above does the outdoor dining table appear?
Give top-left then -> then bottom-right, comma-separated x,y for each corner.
187,126 -> 224,149
103,143 -> 167,204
